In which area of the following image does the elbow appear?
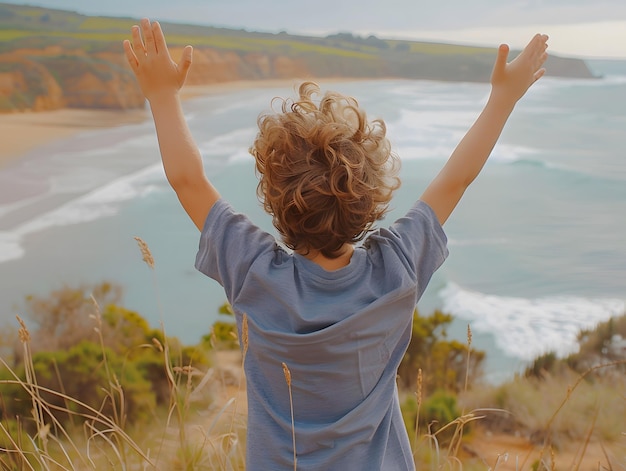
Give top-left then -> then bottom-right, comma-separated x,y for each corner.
166,171 -> 206,194
165,171 -> 186,191
449,173 -> 474,194
462,174 -> 477,190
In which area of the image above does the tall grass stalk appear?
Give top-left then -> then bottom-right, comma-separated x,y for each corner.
282,362 -> 297,471
413,367 -> 422,451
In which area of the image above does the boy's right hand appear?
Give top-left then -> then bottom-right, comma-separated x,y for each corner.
123,19 -> 193,102
490,33 -> 549,106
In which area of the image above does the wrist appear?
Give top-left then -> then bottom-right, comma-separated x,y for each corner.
147,90 -> 181,110
487,89 -> 518,113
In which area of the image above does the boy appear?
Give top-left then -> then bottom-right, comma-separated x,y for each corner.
124,21 -> 547,470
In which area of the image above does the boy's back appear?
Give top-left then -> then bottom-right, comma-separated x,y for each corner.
196,199 -> 447,469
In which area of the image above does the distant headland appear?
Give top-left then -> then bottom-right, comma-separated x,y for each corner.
0,2 -> 597,113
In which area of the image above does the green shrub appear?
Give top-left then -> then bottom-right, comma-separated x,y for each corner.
398,310 -> 484,393
2,340 -> 156,430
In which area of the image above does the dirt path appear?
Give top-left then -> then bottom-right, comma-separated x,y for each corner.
462,427 -> 625,470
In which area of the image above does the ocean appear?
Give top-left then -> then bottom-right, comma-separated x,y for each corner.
1,66 -> 625,383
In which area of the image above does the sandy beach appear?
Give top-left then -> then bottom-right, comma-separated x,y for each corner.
0,78 -> 357,169
0,81 -> 266,168
0,108 -> 149,168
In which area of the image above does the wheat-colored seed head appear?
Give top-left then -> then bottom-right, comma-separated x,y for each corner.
209,329 -> 217,349
37,423 -> 50,443
242,314 -> 249,358
173,366 -> 194,375
467,324 -> 472,347
90,294 -> 101,314
134,236 -> 155,269
416,368 -> 423,408
281,361 -> 297,470
152,337 -> 164,352
16,315 -> 30,343
282,362 -> 292,387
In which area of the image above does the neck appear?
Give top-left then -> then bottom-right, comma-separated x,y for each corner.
301,244 -> 354,271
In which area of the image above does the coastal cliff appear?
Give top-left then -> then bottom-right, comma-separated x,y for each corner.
0,3 -> 597,113
0,46 -> 597,113
0,48 -> 311,112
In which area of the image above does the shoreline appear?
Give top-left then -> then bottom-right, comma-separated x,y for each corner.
0,108 -> 149,169
0,78 -> 355,170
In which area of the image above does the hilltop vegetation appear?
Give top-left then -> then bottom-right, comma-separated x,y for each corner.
0,2 -> 595,113
1,279 -> 624,469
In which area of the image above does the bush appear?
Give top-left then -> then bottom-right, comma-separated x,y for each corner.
398,310 -> 484,394
2,340 -> 156,430
1,282 -> 212,431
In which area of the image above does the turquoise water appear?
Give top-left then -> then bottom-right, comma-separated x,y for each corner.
1,73 -> 625,383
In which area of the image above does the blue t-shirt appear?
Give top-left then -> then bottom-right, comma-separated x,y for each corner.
195,199 -> 448,470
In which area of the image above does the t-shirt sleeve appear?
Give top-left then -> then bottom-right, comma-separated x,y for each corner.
194,199 -> 277,303
369,200 -> 448,298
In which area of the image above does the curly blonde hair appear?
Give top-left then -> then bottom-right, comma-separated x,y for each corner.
250,82 -> 401,259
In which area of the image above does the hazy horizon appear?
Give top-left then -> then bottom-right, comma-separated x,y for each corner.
4,0 -> 626,60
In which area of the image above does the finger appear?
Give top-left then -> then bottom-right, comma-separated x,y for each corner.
528,33 -> 546,49
130,24 -> 145,57
493,43 -> 510,75
534,68 -> 546,82
528,33 -> 548,58
178,45 -> 194,84
141,18 -> 156,55
123,39 -> 139,70
152,21 -> 167,55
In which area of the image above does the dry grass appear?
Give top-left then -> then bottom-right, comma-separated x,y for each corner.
0,238 -> 624,470
0,312 -> 251,469
460,362 -> 626,469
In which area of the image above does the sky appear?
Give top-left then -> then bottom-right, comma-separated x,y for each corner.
6,0 -> 626,59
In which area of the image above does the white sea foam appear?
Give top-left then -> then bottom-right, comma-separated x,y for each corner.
489,143 -> 541,164
48,167 -> 121,194
603,75 -> 626,84
0,193 -> 49,219
0,231 -> 24,264
0,164 -> 164,265
198,127 -> 257,163
387,80 -> 488,100
20,164 -> 163,234
440,283 -> 626,362
539,75 -> 626,89
194,93 -> 271,116
447,237 -> 509,247
46,133 -> 158,160
392,120 -> 543,165
388,109 -> 465,161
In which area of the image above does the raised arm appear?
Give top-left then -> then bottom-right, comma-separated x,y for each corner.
123,19 -> 219,231
420,34 -> 549,225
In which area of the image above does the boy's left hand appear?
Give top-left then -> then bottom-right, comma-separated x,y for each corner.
490,33 -> 549,105
123,19 -> 193,102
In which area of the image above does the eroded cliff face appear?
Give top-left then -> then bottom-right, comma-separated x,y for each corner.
0,47 -> 312,112
0,50 -> 144,112
0,56 -> 65,111
0,45 -> 594,113
171,47 -> 311,84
